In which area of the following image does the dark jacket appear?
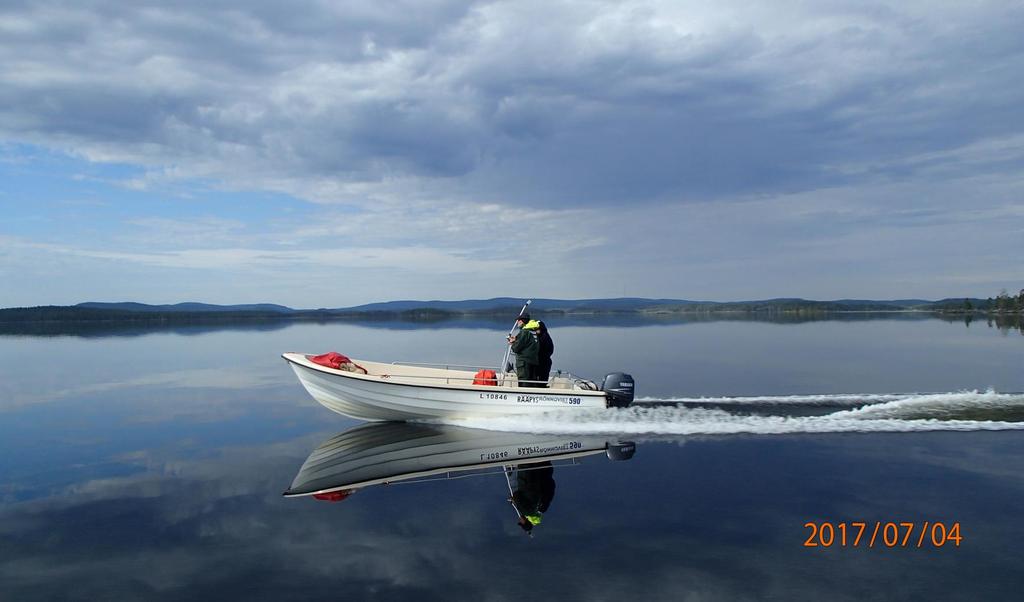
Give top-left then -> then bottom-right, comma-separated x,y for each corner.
537,323 -> 554,381
510,325 -> 539,365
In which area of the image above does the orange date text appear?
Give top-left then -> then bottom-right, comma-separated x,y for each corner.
803,521 -> 962,548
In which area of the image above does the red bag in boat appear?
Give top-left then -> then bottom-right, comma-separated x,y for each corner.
473,369 -> 497,386
309,352 -> 367,374
310,352 -> 350,369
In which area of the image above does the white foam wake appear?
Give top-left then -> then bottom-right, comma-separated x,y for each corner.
832,390 -> 1019,419
635,393 -> 905,406
442,390 -> 1024,435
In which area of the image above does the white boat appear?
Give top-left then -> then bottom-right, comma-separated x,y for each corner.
284,422 -> 636,499
281,352 -> 635,421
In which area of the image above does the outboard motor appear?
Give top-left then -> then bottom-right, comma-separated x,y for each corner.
601,373 -> 635,408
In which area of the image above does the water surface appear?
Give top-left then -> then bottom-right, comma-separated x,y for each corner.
1,315 -> 1022,600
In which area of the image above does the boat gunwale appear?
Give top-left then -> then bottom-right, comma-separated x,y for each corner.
282,352 -> 607,396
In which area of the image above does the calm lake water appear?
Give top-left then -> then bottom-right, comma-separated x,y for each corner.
1,315 -> 1023,600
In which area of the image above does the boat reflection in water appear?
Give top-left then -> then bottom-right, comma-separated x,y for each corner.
285,422 -> 636,534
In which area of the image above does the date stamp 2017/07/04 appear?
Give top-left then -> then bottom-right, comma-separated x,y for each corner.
803,522 -> 962,548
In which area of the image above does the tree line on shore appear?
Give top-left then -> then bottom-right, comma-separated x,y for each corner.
989,289 -> 1024,313
2,292 -> 1023,324
941,289 -> 1024,314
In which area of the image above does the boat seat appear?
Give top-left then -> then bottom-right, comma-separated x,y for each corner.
549,376 -> 574,390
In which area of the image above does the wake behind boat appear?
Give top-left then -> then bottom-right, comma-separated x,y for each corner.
281,352 -> 636,421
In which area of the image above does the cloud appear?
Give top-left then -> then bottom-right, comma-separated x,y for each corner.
1,1 -> 1022,208
0,1 -> 1022,306
0,234 -> 520,273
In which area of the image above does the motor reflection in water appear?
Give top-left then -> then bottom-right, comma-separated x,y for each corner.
285,422 -> 636,534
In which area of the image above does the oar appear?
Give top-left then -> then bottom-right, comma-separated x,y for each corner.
500,299 -> 532,374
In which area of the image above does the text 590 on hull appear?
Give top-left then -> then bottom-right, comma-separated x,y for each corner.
281,352 -> 635,421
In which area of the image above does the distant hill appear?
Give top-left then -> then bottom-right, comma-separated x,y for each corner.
344,297 -> 695,313
342,297 -> 984,313
833,298 -> 932,308
0,297 -> 1003,325
76,302 -> 295,313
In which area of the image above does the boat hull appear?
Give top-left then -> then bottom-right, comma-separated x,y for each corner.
283,353 -> 609,421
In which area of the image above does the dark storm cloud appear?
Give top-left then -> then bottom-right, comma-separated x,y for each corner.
1,1 -> 1023,207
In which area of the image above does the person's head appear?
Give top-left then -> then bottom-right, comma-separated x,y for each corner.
517,516 -> 535,533
516,313 -> 530,324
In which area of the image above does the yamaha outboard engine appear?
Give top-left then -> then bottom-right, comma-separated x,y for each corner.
601,373 -> 635,408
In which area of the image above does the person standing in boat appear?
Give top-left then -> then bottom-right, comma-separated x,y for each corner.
536,321 -> 554,387
507,313 -> 540,387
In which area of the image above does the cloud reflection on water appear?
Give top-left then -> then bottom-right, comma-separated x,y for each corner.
2,429 -> 1023,600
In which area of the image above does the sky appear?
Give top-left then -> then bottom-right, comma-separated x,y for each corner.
1,0 -> 1022,309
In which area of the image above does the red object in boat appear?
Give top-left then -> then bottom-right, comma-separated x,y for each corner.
309,352 -> 352,369
473,369 -> 498,386
308,352 -> 367,374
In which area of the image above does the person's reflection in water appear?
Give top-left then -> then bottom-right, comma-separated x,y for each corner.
508,461 -> 556,534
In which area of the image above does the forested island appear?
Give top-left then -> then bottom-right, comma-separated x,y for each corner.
2,292 -> 1021,325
